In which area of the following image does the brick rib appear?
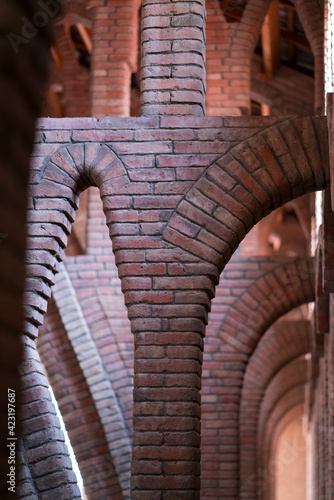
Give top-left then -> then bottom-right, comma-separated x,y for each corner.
18,336 -> 81,499
52,263 -> 132,499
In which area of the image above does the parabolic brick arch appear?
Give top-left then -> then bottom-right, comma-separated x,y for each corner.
25,143 -> 130,340
219,257 -> 315,354
163,116 -> 329,276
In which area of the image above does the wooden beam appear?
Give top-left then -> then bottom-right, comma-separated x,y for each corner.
77,23 -> 92,54
287,6 -> 295,61
261,0 -> 281,78
51,42 -> 62,68
281,29 -> 311,51
261,103 -> 271,116
280,0 -> 295,9
220,4 -> 242,22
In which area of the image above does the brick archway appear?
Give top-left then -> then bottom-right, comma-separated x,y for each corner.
220,258 -> 315,354
240,321 -> 310,499
201,258 -> 314,498
163,115 -> 329,274
23,142 -> 132,498
258,400 -> 306,500
25,142 -> 130,339
258,380 -> 307,500
257,357 -> 308,499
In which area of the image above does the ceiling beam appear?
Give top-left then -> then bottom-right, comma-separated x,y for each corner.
77,23 -> 92,54
261,0 -> 281,78
281,29 -> 311,51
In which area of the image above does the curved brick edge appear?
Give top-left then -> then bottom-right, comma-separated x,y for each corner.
257,382 -> 307,500
258,357 -> 308,446
52,263 -> 132,499
294,0 -> 324,114
163,116 -> 329,275
18,336 -> 81,500
220,257 -> 315,355
25,142 -> 129,340
256,403 -> 305,500
240,321 -> 310,499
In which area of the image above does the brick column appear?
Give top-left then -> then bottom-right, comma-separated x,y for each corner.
141,0 -> 206,116
88,0 -> 139,117
206,0 -> 250,116
206,0 -> 272,116
55,22 -> 91,117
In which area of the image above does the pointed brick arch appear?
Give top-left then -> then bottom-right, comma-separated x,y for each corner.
163,116 -> 329,274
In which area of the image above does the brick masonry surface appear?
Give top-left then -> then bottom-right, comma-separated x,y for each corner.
19,114 -> 330,498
